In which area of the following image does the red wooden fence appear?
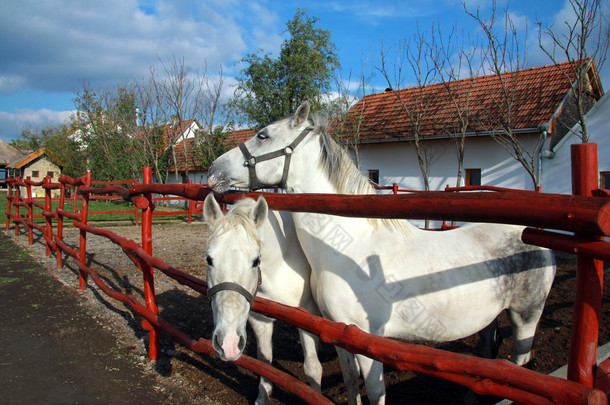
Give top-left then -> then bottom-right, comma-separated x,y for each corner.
8,176 -> 205,227
3,142 -> 609,404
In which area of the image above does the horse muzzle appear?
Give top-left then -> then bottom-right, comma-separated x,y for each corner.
207,168 -> 232,193
212,328 -> 246,361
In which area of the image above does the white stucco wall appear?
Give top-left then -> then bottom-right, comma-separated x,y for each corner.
541,93 -> 610,195
165,171 -> 208,185
352,135 -> 542,228
355,134 -> 542,192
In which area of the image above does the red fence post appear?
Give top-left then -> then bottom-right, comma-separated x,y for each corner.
141,167 -> 159,361
78,172 -> 92,290
133,178 -> 140,226
72,184 -> 78,228
5,179 -> 13,230
188,179 -> 194,224
25,177 -> 34,245
56,180 -> 66,269
43,176 -> 52,257
13,178 -> 21,237
568,142 -> 604,387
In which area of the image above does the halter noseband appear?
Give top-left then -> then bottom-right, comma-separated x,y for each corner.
207,266 -> 262,308
238,127 -> 313,190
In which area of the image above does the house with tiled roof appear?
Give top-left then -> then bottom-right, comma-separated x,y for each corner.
0,140 -> 26,189
161,119 -> 201,147
542,91 -> 610,195
7,148 -> 63,197
338,61 -> 603,192
167,128 -> 255,184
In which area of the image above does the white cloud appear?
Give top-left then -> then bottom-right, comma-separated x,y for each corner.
0,0 -> 283,94
0,109 -> 74,142
0,75 -> 28,94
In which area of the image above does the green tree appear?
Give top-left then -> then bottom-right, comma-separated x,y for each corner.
10,125 -> 87,178
192,127 -> 235,170
72,84 -> 146,181
234,9 -> 340,127
10,128 -> 44,150
42,126 -> 87,178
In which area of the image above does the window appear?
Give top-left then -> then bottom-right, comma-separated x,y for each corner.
465,169 -> 482,186
32,170 -> 40,178
47,171 -> 54,178
368,169 -> 379,185
600,172 -> 610,189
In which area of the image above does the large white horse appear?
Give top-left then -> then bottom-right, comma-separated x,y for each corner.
203,194 -> 322,404
207,102 -> 556,405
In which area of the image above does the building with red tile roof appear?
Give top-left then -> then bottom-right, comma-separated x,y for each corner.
7,148 -> 64,197
542,91 -> 610,195
334,61 -> 603,195
337,61 -> 602,148
167,128 -> 256,184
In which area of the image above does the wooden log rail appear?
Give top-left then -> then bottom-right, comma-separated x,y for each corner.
5,170 -> 330,405
81,217 -> 607,404
63,223 -> 331,405
4,153 -> 609,403
129,184 -> 610,236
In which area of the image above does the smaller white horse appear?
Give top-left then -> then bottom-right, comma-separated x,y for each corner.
203,194 -> 322,404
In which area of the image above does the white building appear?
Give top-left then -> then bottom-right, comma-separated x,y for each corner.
339,61 -> 604,194
541,92 -> 610,195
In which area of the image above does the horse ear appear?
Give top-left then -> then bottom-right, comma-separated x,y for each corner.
290,101 -> 310,128
203,193 -> 223,228
250,196 -> 268,229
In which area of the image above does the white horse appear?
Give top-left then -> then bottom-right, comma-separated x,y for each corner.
203,194 -> 322,404
207,101 -> 557,405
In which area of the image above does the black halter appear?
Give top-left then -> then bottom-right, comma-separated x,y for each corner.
238,127 -> 313,190
207,266 -> 262,309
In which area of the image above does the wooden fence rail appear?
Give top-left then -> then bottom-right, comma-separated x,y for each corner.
3,143 -> 608,404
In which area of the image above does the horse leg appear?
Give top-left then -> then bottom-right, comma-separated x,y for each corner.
335,347 -> 362,405
297,329 -> 323,391
477,318 -> 502,359
355,354 -> 386,405
507,305 -> 545,366
461,319 -> 504,405
248,313 -> 275,405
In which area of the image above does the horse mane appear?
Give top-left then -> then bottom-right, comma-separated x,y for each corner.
311,113 -> 416,234
208,198 -> 262,246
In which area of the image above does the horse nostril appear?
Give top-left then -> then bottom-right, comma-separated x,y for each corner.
213,333 -> 223,356
238,335 -> 246,352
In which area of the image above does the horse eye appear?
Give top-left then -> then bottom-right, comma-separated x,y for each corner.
252,257 -> 261,267
257,132 -> 268,140
206,255 -> 214,267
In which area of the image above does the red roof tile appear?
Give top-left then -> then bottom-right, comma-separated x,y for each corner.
338,61 -> 600,143
10,148 -> 64,169
168,129 -> 255,172
162,119 -> 198,147
226,129 -> 256,144
168,138 -> 201,172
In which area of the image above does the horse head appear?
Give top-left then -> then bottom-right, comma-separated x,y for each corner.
203,194 -> 268,361
208,101 -> 313,192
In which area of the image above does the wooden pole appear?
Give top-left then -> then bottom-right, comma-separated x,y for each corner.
568,143 -> 604,387
141,167 -> 159,361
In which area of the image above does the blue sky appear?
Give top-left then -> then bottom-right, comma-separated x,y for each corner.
0,0 -> 608,143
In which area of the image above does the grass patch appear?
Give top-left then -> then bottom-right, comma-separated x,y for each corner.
0,191 -> 197,226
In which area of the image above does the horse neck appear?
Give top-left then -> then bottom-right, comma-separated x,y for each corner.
288,163 -> 338,194
289,136 -> 375,195
288,135 -> 418,235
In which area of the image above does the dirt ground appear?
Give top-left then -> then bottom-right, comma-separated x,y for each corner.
4,219 -> 610,404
